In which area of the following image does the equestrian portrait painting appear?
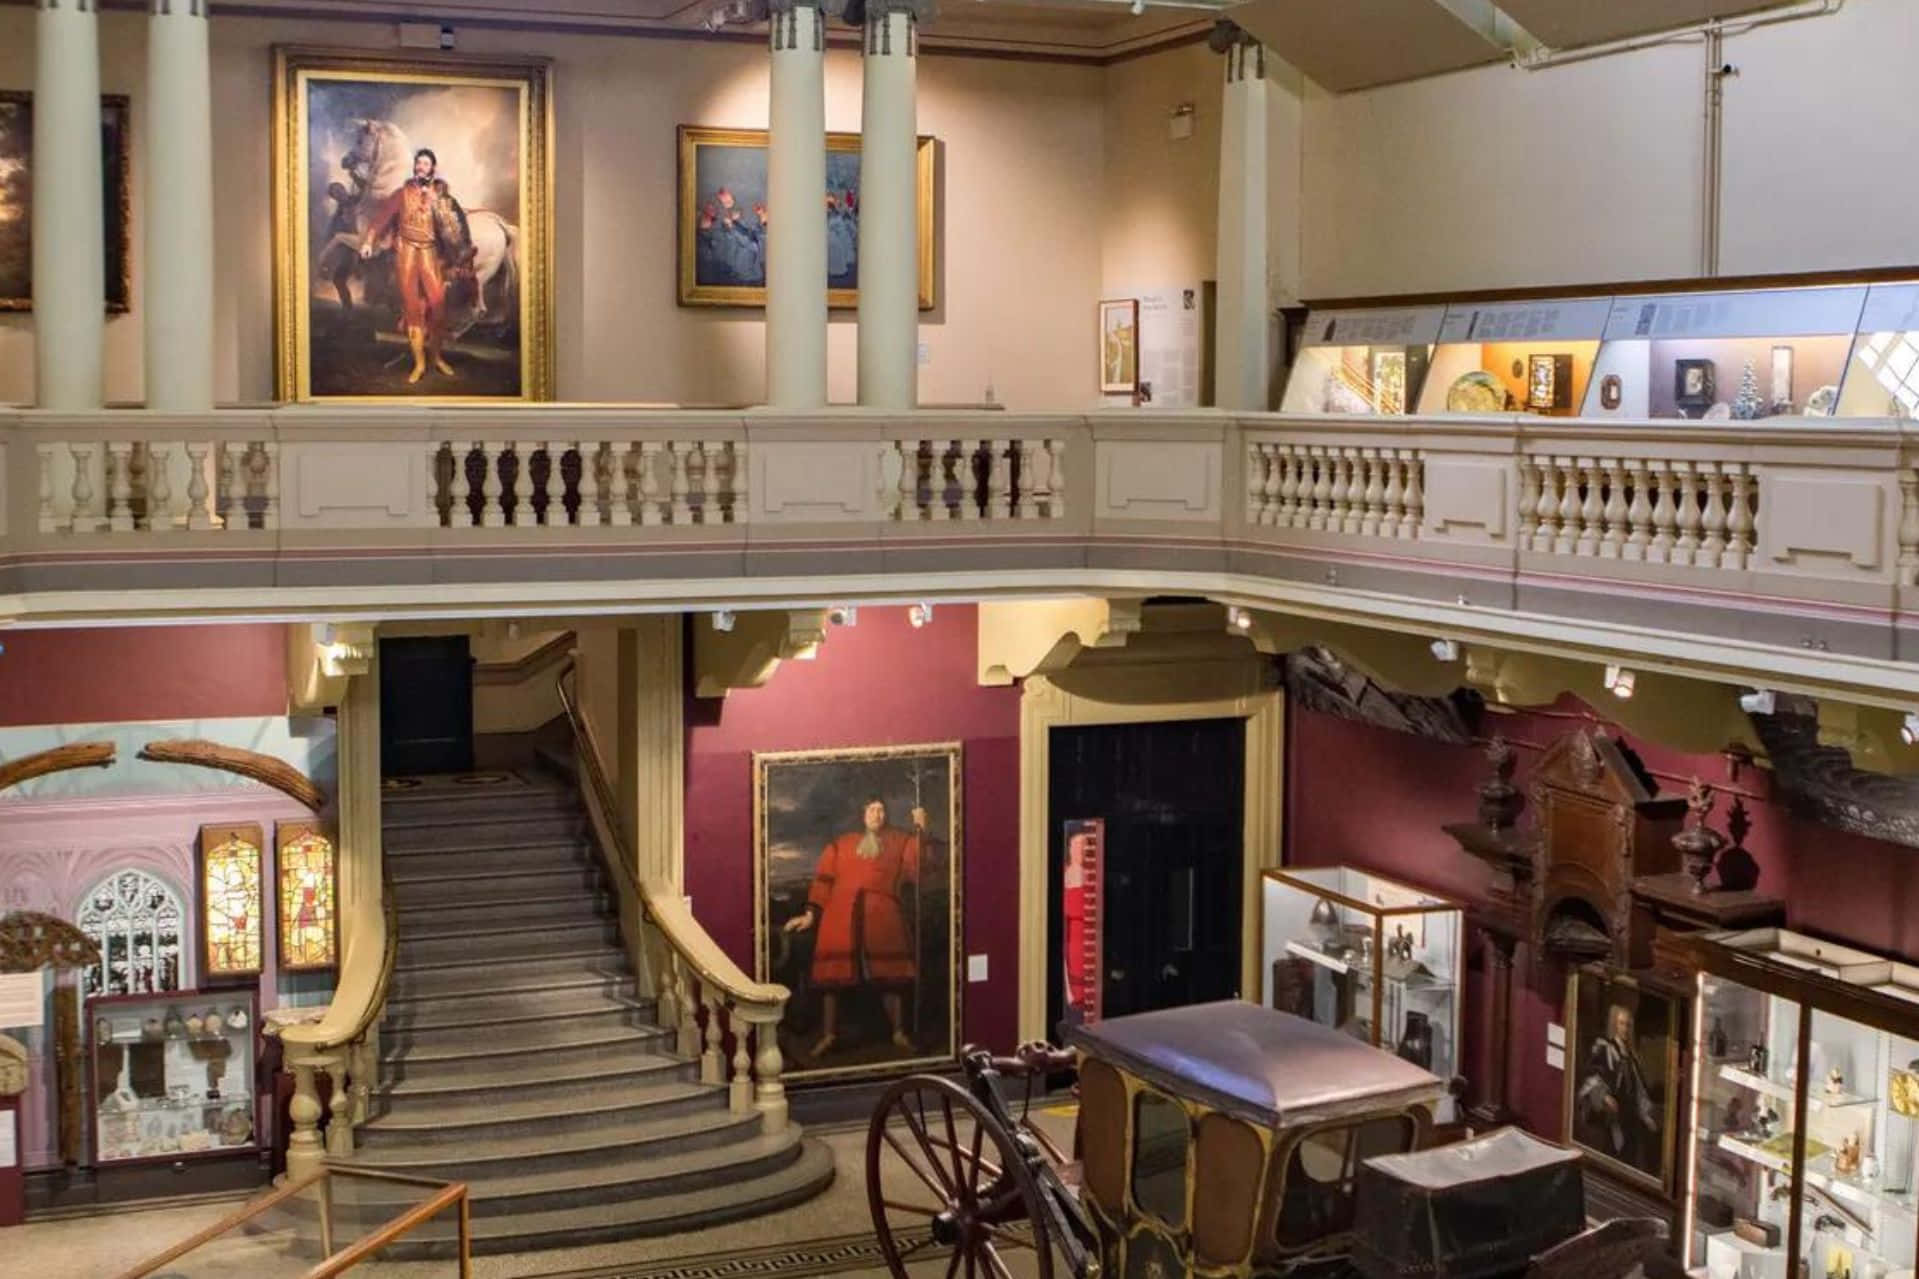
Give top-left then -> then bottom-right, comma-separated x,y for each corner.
272,48 -> 552,402
677,126 -> 936,310
755,743 -> 961,1083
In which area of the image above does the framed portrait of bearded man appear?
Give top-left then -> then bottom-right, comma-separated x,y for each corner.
272,47 -> 553,402
755,742 -> 961,1084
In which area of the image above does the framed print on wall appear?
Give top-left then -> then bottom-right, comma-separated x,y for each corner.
755,742 -> 961,1084
275,820 -> 338,973
272,47 -> 553,403
677,126 -> 936,310
1564,963 -> 1681,1194
0,91 -> 131,312
1098,298 -> 1138,395
198,824 -> 266,985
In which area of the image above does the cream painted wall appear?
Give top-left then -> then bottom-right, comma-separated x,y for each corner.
1099,42 -> 1219,296
0,10 -> 1102,408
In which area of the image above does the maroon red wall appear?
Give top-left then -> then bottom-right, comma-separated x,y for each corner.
684,605 -> 1023,1052
0,624 -> 287,727
1285,698 -> 1919,1137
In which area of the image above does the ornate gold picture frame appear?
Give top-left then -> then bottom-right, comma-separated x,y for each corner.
754,741 -> 961,1084
0,91 -> 131,313
678,126 -> 935,310
271,46 -> 553,403
1564,963 -> 1681,1195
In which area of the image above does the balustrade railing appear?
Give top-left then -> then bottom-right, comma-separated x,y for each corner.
1517,454 -> 1756,570
428,439 -> 747,529
880,436 -> 1066,522
1245,441 -> 1424,537
36,435 -> 279,534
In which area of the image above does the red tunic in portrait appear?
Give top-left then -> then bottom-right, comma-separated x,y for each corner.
804,827 -> 922,988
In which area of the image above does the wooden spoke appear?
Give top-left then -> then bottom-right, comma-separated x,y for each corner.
880,1197 -> 944,1219
967,1114 -> 989,1193
899,1103 -> 958,1195
939,1093 -> 968,1200
884,1126 -> 953,1202
981,1242 -> 1018,1279
944,1248 -> 964,1279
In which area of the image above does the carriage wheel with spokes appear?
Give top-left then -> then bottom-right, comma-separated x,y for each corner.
867,1074 -> 1054,1279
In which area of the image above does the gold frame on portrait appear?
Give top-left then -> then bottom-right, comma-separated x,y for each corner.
752,740 -> 963,1085
270,46 -> 554,403
1098,296 -> 1139,396
677,125 -> 936,311
0,90 -> 131,313
1562,962 -> 1682,1196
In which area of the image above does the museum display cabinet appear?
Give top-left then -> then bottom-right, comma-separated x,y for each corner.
1414,297 -> 1609,416
1680,929 -> 1919,1279
1261,866 -> 1463,1119
87,990 -> 260,1168
1279,306 -> 1442,414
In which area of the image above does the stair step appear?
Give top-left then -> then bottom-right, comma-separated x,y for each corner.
387,952 -> 630,1001
368,1067 -> 713,1136
355,1088 -> 754,1172
395,892 -> 611,934
379,1047 -> 691,1104
382,986 -> 652,1035
392,934 -> 618,974
386,843 -> 591,877
396,920 -> 616,965
389,864 -> 602,905
382,1020 -> 671,1072
382,786 -> 577,817
383,812 -> 585,849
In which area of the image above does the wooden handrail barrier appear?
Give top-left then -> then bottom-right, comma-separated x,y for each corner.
557,658 -> 791,1130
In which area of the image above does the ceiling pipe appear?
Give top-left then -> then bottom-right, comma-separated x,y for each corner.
1513,0 -> 1842,73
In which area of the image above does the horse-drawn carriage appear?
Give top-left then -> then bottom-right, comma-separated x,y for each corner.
866,1001 -> 1680,1279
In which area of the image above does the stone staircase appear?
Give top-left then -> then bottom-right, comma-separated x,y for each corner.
326,773 -> 833,1254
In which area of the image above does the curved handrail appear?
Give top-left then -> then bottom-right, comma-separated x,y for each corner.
556,657 -> 787,1014
281,874 -> 396,1056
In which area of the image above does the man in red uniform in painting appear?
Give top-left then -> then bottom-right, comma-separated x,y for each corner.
784,796 -> 927,1060
358,147 -> 469,385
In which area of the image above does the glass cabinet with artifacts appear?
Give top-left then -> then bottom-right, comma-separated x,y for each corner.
1417,297 -> 1609,417
1681,929 -> 1919,1279
88,990 -> 260,1167
1280,307 -> 1444,415
1261,866 -> 1463,1118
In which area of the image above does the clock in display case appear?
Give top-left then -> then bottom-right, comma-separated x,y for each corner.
87,989 -> 259,1167
1261,865 -> 1463,1120
1680,928 -> 1919,1279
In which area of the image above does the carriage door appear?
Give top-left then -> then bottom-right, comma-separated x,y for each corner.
1048,718 -> 1245,1029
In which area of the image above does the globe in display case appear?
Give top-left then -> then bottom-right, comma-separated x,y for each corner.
1260,866 -> 1463,1121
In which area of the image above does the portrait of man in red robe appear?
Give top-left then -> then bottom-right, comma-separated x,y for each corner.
784,796 -> 928,1059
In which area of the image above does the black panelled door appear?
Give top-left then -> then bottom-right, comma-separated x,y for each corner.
378,636 -> 475,778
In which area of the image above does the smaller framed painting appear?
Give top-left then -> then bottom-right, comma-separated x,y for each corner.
1099,298 -> 1139,395
198,824 -> 266,985
0,91 -> 131,312
1674,358 -> 1717,415
1564,963 -> 1681,1194
275,820 -> 338,973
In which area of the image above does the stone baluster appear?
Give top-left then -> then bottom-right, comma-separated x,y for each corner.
907,441 -> 929,519
701,988 -> 725,1085
285,1054 -> 327,1181
1260,443 -> 1282,525
1361,449 -> 1385,536
222,442 -> 249,533
479,442 -> 506,527
184,442 -> 214,531
107,442 -> 134,533
701,441 -> 723,524
991,440 -> 1013,521
677,962 -> 702,1061
323,1049 -> 355,1157
1648,461 -> 1676,564
603,444 -> 632,528
1308,447 -> 1332,531
147,445 -> 174,535
943,441 -> 965,521
1574,458 -> 1601,557
1516,456 -> 1540,547
1339,449 -> 1363,534
426,443 -> 444,527
1047,440 -> 1065,519
671,442 -> 694,524
1531,456 -> 1559,553
444,446 -> 469,527
37,445 -> 57,533
1725,463 -> 1755,571
751,1018 -> 788,1132
730,442 -> 749,522
1399,452 -> 1423,539
538,442 -> 562,526
958,440 -> 982,521
1552,456 -> 1579,555
1012,440 -> 1037,522
730,1005 -> 753,1114
575,442 -> 602,527
1381,450 -> 1405,538
512,440 -> 537,526
260,444 -> 281,531
1624,460 -> 1653,562
66,444 -> 99,533
1672,460 -> 1700,566
637,442 -> 664,526
1245,443 -> 1267,523
1600,459 -> 1628,559
1699,461 -> 1728,566
1271,446 -> 1295,527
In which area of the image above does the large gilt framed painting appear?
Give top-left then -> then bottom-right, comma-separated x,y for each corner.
678,126 -> 935,310
1564,964 -> 1680,1194
755,743 -> 961,1083
0,90 -> 131,312
272,48 -> 552,403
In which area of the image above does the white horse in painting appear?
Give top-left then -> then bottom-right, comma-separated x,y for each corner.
340,118 -> 519,325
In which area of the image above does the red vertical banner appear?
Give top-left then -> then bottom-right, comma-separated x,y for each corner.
1062,819 -> 1105,1029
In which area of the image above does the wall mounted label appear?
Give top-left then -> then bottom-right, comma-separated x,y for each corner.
1302,306 -> 1447,348
0,972 -> 45,1031
1602,285 -> 1867,341
967,954 -> 989,983
1061,818 -> 1106,1028
1438,297 -> 1611,345
0,1113 -> 14,1169
1137,284 -> 1203,409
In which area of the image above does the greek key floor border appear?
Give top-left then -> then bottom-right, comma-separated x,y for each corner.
531,1228 -> 930,1279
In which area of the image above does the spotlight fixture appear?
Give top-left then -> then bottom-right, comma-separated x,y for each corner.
1903,712 -> 1919,747
1130,0 -> 1145,13
1227,607 -> 1253,631
1603,664 -> 1636,700
1738,689 -> 1777,716
1429,638 -> 1459,663
908,603 -> 934,629
827,605 -> 857,627
712,609 -> 736,633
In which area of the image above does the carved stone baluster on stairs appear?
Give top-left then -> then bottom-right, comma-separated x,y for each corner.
730,1004 -> 753,1113
677,961 -> 701,1061
286,1054 -> 327,1181
701,986 -> 725,1085
750,1016 -> 787,1132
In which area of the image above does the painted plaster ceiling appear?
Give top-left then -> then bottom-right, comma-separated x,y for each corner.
1496,0 -> 1804,50
1223,0 -> 1507,92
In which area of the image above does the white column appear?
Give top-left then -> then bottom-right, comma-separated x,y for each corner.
145,0 -> 215,412
765,0 -> 827,409
856,1 -> 919,411
32,0 -> 106,411
1214,31 -> 1271,412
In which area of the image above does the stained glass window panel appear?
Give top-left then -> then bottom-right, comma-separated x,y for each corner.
75,870 -> 184,998
278,830 -> 337,970
202,834 -> 263,978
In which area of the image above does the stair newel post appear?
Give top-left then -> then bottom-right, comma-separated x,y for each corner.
323,1051 -> 355,1157
750,1011 -> 788,1133
700,986 -> 725,1086
729,1003 -> 753,1114
286,1054 -> 328,1181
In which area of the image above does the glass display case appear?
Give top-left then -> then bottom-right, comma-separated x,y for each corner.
1681,929 -> 1919,1279
1837,283 -> 1919,419
1261,866 -> 1462,1119
88,989 -> 259,1167
1417,297 -> 1609,417
1280,307 -> 1445,415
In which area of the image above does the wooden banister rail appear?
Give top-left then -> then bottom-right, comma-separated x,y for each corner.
557,657 -> 791,1130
